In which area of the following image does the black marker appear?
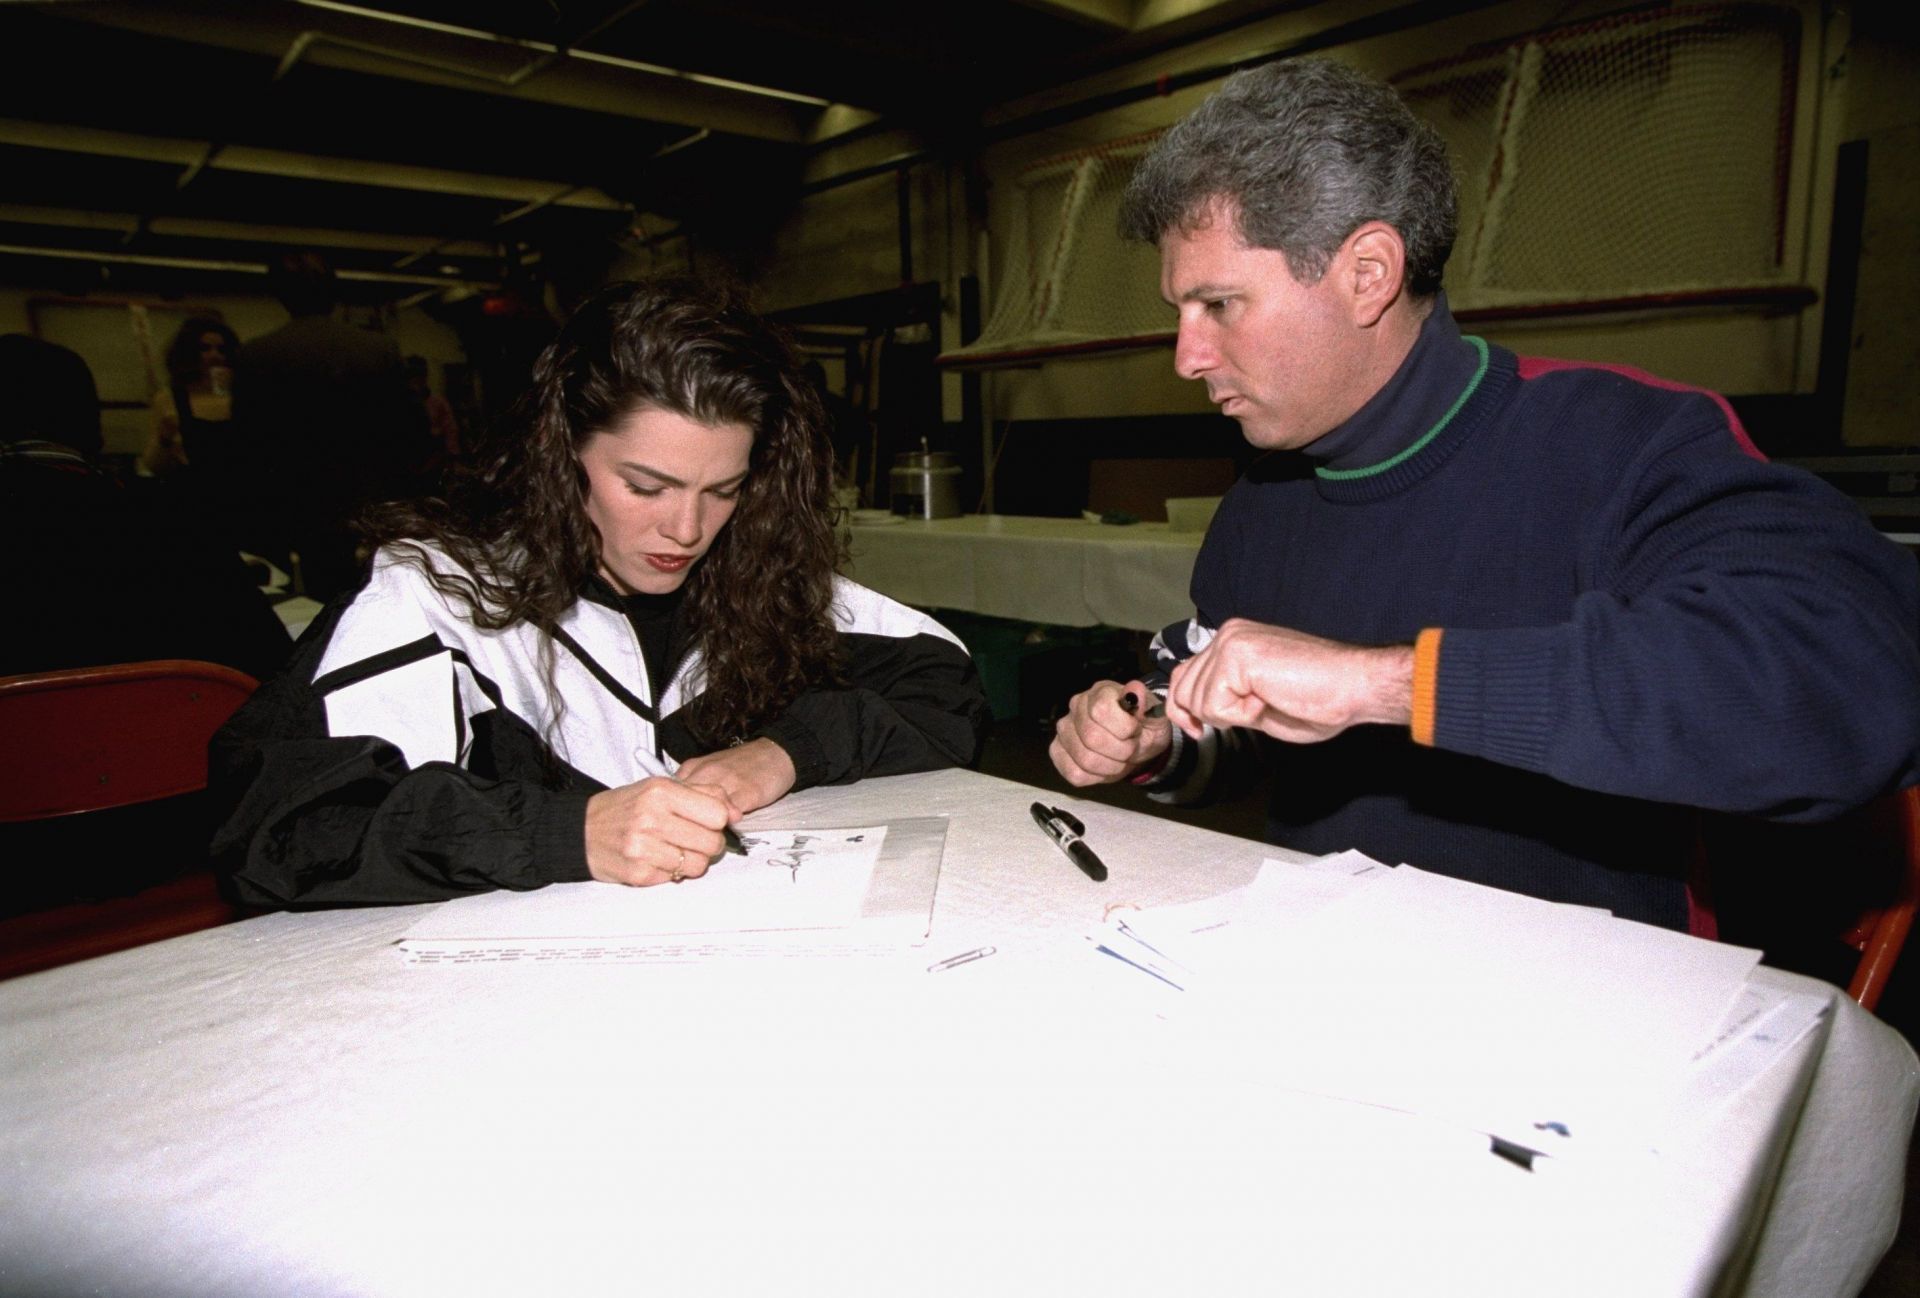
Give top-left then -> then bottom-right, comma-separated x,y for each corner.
673,772 -> 748,855
1030,802 -> 1108,882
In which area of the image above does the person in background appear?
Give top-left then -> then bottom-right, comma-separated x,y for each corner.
405,353 -> 464,464
138,315 -> 239,477
233,250 -> 433,600
1049,58 -> 1920,931
0,334 -> 292,918
802,358 -> 869,496
0,333 -> 289,682
137,314 -> 273,565
209,277 -> 990,909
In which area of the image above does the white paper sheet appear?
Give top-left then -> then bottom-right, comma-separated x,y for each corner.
1086,853 -> 1765,1157
1654,984 -> 1833,1148
1083,850 -> 1392,1006
399,819 -> 948,963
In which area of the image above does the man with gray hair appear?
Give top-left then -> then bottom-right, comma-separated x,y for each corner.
1050,58 -> 1920,930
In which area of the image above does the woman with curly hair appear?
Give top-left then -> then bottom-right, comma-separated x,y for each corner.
139,315 -> 239,476
208,277 -> 989,907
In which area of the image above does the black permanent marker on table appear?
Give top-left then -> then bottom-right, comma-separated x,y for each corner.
1030,802 -> 1108,882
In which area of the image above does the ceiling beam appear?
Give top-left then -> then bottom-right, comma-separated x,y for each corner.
0,242 -> 500,291
65,1 -> 821,144
1006,0 -> 1137,31
0,119 -> 631,212
0,204 -> 503,259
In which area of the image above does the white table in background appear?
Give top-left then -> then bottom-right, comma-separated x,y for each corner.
1,768 -> 1914,1297
268,594 -> 322,638
248,553 -> 322,640
845,513 -> 1203,631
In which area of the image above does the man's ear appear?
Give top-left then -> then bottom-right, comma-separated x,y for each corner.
1341,222 -> 1406,327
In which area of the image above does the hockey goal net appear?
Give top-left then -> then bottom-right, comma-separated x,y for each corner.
1396,1 -> 1805,315
940,132 -> 1173,368
940,2 -> 1810,369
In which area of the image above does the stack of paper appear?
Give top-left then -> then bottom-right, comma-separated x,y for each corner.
398,818 -> 947,964
1085,852 -> 1822,1158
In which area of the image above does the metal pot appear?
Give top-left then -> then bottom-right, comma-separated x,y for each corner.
889,446 -> 963,519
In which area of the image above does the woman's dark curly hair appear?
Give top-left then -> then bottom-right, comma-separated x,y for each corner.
363,276 -> 845,748
164,317 -> 238,388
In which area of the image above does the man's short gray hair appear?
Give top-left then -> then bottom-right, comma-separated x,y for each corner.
1120,58 -> 1457,297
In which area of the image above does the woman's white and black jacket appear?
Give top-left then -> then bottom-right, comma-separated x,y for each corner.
209,543 -> 990,907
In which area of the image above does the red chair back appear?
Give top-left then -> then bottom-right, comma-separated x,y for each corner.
1691,785 -> 1920,1015
0,660 -> 259,980
0,660 -> 258,822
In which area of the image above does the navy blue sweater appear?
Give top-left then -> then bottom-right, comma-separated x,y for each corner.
1152,300 -> 1920,928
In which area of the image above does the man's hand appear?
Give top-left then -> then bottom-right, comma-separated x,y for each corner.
1164,618 -> 1413,743
584,777 -> 737,886
1050,680 -> 1174,787
673,738 -> 797,818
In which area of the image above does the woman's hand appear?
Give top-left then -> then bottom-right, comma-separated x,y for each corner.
673,738 -> 797,817
584,777 -> 737,886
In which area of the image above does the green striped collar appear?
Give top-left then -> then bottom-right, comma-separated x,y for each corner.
1315,335 -> 1490,482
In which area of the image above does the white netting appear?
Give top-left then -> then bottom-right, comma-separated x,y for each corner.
1397,2 -> 1802,308
940,2 -> 1807,369
944,134 -> 1171,366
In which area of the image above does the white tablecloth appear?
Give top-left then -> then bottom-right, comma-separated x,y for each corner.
1,769 -> 1914,1297
845,514 -> 1203,631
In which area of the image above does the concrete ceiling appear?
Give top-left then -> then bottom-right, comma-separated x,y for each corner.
0,0 -> 1290,305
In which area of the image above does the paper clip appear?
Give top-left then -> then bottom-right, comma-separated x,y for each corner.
927,945 -> 996,973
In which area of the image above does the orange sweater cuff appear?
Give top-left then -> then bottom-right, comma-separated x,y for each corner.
1410,628 -> 1443,747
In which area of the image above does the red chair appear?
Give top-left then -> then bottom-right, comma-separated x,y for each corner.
1842,786 -> 1920,1013
0,659 -> 259,981
1690,785 -> 1920,1015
